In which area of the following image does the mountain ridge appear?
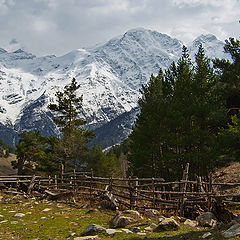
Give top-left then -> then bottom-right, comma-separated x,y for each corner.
0,28 -> 230,147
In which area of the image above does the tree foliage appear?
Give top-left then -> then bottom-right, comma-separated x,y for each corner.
48,78 -> 94,169
128,45 -> 227,180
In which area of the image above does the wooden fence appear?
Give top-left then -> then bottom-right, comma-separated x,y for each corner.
1,165 -> 240,216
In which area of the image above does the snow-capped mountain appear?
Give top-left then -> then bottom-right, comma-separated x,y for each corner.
0,28 -> 230,147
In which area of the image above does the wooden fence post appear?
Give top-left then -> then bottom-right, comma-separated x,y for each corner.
134,177 -> 138,209
90,168 -> 93,206
73,169 -> 76,191
128,176 -> 133,209
208,173 -> 213,211
61,164 -> 64,184
179,163 -> 189,217
54,175 -> 57,190
152,178 -> 156,208
48,175 -> 51,188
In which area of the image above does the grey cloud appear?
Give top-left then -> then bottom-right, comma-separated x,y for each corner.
0,0 -> 239,56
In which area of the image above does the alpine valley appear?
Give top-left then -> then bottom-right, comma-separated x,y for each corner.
0,28 -> 230,148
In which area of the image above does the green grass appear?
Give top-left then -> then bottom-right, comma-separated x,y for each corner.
0,195 -> 240,239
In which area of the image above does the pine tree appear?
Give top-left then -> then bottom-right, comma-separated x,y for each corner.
128,45 -> 226,180
48,78 -> 94,168
14,131 -> 49,175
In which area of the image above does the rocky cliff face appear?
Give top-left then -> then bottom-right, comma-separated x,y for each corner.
0,28 -> 230,148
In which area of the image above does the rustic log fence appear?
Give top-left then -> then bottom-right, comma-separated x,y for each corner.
1,165 -> 240,216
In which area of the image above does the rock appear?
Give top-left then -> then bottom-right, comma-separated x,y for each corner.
159,216 -> 165,223
0,220 -> 8,223
121,210 -> 142,220
74,236 -> 99,240
153,218 -> 180,232
105,229 -> 122,235
184,219 -> 198,227
10,221 -> 18,224
196,212 -> 217,227
222,223 -> 240,238
14,213 -> 25,217
110,213 -> 135,228
42,208 -> 51,212
137,232 -> 146,236
82,224 -> 106,236
144,226 -> 153,231
0,215 -> 4,218
121,228 -> 133,233
202,232 -> 212,238
144,209 -> 160,218
131,227 -> 140,233
150,223 -> 158,228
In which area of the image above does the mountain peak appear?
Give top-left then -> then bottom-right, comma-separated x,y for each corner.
13,49 -> 25,54
0,48 -> 7,54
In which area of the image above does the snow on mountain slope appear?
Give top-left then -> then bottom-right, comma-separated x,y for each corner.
0,28 -> 230,147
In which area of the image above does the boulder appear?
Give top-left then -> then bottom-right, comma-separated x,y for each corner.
184,219 -> 198,227
153,218 -> 180,232
202,232 -> 212,239
222,223 -> 240,238
196,212 -> 217,227
82,224 -> 105,236
110,211 -> 142,228
121,228 -> 133,233
110,213 -> 134,228
121,210 -> 142,220
144,209 -> 160,218
105,229 -> 122,235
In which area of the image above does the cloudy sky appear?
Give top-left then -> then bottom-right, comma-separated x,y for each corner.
0,0 -> 239,56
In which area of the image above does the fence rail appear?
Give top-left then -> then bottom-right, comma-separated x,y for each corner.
1,166 -> 239,216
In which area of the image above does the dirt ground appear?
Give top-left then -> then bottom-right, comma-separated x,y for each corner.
0,154 -> 17,175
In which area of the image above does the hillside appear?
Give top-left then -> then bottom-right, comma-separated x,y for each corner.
0,154 -> 17,175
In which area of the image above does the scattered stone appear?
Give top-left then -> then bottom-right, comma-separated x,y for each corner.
150,223 -> 158,228
82,224 -> 105,236
196,212 -> 217,228
0,215 -> 4,218
105,229 -> 122,235
110,213 -> 135,228
74,236 -> 99,240
202,232 -> 212,239
222,223 -> 240,238
154,218 -> 180,232
121,210 -> 143,219
8,210 -> 16,213
184,219 -> 198,227
40,217 -> 47,219
0,220 -> 8,223
159,216 -> 165,223
14,213 -> 25,217
10,221 -> 18,224
26,212 -> 32,215
42,208 -> 51,212
144,209 -> 160,218
131,227 -> 140,233
137,232 -> 147,236
121,228 -> 133,234
144,226 -> 153,231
